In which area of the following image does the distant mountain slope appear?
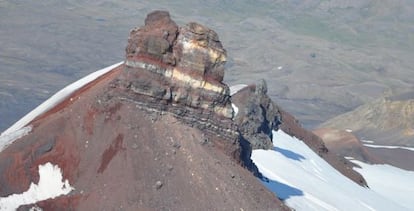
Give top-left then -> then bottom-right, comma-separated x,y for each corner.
319,93 -> 414,171
320,96 -> 414,147
313,128 -> 380,164
2,0 -> 414,130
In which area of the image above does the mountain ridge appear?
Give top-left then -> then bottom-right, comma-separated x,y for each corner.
0,10 -> 381,210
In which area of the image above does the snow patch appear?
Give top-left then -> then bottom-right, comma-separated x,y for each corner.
277,66 -> 283,70
0,162 -> 74,210
1,62 -> 123,137
229,84 -> 248,96
345,129 -> 353,133
231,103 -> 239,117
0,126 -> 32,152
350,159 -> 414,209
361,139 -> 374,144
252,129 -> 408,210
344,156 -> 355,160
363,144 -> 414,152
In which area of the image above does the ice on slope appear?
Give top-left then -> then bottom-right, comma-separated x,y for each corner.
0,62 -> 123,151
231,103 -> 239,116
0,162 -> 74,210
229,84 -> 247,95
252,129 -> 410,211
350,159 -> 414,209
363,143 -> 414,152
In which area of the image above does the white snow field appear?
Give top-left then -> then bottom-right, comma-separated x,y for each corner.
363,144 -> 414,152
0,62 -> 123,152
0,162 -> 74,210
350,159 -> 414,209
252,129 -> 412,211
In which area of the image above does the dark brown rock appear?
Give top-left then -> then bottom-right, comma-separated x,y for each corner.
231,81 -> 368,188
232,80 -> 282,150
124,11 -> 232,120
0,11 -> 289,210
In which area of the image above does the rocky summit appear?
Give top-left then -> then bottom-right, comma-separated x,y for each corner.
124,11 -> 232,119
0,11 -> 287,210
0,11 -> 366,210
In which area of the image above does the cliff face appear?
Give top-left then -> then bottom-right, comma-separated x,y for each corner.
124,11 -> 233,119
0,11 -> 288,210
108,11 -> 241,159
0,10 -> 369,210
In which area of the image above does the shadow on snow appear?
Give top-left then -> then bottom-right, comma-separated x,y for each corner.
273,147 -> 305,161
261,177 -> 304,200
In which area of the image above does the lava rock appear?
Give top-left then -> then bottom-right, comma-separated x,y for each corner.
232,80 -> 282,150
124,11 -> 232,119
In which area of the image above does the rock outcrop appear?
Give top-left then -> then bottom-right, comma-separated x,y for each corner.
0,11 -> 289,210
124,11 -> 232,118
230,80 -> 282,176
231,82 -> 368,187
232,80 -> 282,150
107,10 -> 242,160
0,10 -> 372,210
112,11 -> 239,151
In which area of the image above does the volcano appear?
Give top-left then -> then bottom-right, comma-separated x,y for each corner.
0,11 -> 392,210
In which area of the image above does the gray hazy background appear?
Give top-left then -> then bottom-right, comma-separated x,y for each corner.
1,0 -> 414,132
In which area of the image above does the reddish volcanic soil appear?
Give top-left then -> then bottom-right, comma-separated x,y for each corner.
0,64 -> 288,210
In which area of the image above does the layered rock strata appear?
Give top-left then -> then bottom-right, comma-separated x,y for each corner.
0,10 -> 373,210
124,11 -> 232,117
113,10 -> 238,144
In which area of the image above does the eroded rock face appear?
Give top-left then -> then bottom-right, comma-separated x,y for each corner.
0,11 -> 292,210
0,10 -> 371,210
230,80 -> 282,177
231,81 -> 368,187
232,80 -> 282,150
124,10 -> 232,119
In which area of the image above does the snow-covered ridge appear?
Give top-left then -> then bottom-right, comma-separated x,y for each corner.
1,62 -> 123,137
0,126 -> 32,152
252,129 -> 412,210
0,162 -> 74,210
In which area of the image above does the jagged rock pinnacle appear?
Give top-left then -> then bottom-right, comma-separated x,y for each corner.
123,11 -> 232,118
